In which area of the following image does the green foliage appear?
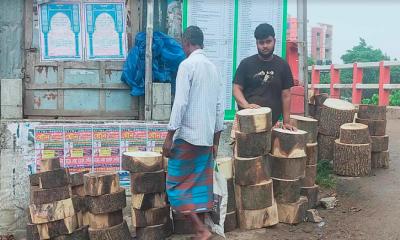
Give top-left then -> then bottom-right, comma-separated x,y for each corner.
389,90 -> 400,106
361,93 -> 379,105
316,160 -> 336,189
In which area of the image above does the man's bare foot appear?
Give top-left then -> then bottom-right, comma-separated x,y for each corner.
191,228 -> 212,240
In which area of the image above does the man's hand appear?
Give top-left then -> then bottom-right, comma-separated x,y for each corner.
244,103 -> 261,109
162,137 -> 173,158
212,145 -> 219,159
282,122 -> 297,131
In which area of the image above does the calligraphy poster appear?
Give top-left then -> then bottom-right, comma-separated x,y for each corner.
120,124 -> 147,153
64,125 -> 93,172
34,126 -> 64,171
93,125 -> 120,171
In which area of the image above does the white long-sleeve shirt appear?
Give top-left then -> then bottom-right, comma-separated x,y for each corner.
167,49 -> 225,146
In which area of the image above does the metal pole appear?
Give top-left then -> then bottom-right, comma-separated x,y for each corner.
297,0 -> 309,116
145,0 -> 154,121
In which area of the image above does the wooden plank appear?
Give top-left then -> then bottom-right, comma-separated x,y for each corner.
88,220 -> 131,240
84,172 -> 119,196
130,170 -> 165,194
39,168 -> 70,189
69,171 -> 88,187
131,192 -> 167,210
28,215 -> 78,240
87,210 -> 124,230
29,198 -> 76,224
86,188 -> 126,214
30,185 -> 71,205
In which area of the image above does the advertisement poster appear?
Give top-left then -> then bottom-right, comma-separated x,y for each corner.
64,125 -> 93,172
93,125 -> 120,171
120,124 -> 147,153
34,126 -> 64,170
147,124 -> 168,153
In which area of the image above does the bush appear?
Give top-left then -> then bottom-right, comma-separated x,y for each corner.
361,90 -> 400,106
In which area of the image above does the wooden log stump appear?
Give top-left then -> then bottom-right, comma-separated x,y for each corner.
69,171 -> 88,187
302,164 -> 317,187
319,98 -> 356,137
86,188 -> 126,214
308,103 -> 316,118
234,155 -> 270,185
312,93 -> 329,106
306,143 -> 318,165
271,128 -> 307,158
130,170 -> 165,194
172,213 -> 204,234
38,168 -> 70,189
216,157 -> 233,180
30,185 -> 71,205
72,185 -> 85,197
318,133 -> 336,161
371,135 -> 389,152
268,154 -> 306,180
88,220 -> 131,240
371,151 -> 390,169
27,215 -> 78,240
40,158 -> 61,172
236,107 -> 272,133
29,198 -> 76,224
131,192 -> 167,210
290,115 -> 318,143
333,140 -> 371,176
315,106 -> 323,122
227,178 -> 236,213
355,117 -> 387,136
300,185 -> 319,209
132,206 -> 170,227
122,151 -> 163,173
87,210 -> 124,229
277,196 -> 308,224
235,131 -> 271,158
235,180 -> 273,210
358,104 -> 386,120
84,172 -> 119,196
237,200 -> 279,230
224,211 -> 237,232
52,226 -> 89,240
272,177 -> 301,203
136,221 -> 173,240
339,123 -> 370,144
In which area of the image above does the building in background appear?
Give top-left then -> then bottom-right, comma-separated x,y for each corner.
310,23 -> 333,64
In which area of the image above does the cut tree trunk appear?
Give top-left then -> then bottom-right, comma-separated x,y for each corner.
136,221 -> 173,240
216,157 -> 233,180
172,213 -> 204,234
87,210 -> 124,229
39,158 -> 61,172
333,140 -> 371,176
236,107 -> 272,133
27,215 -> 78,240
88,220 -> 131,240
302,164 -> 317,187
130,170 -> 166,194
224,211 -> 237,232
271,128 -> 307,158
235,180 -> 273,210
358,104 -> 386,120
29,198 -> 76,224
313,93 -> 329,106
30,185 -> 71,205
69,171 -> 88,187
131,192 -> 167,210
306,143 -> 318,165
290,115 -> 318,143
318,133 -> 336,161
227,178 -> 236,213
272,177 -> 301,203
277,196 -> 308,224
268,154 -> 306,180
371,135 -> 389,152
131,206 -> 170,227
122,151 -> 163,173
237,200 -> 279,230
308,104 -> 316,118
234,155 -> 270,185
355,117 -> 387,136
72,195 -> 87,213
300,185 -> 319,209
86,188 -> 126,214
315,106 -> 323,122
38,168 -> 70,189
235,131 -> 271,158
371,151 -> 390,169
339,123 -> 371,144
52,226 -> 89,240
319,98 -> 356,137
84,172 -> 119,196
72,185 -> 85,197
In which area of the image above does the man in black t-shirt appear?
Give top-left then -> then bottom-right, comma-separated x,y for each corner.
233,23 -> 295,130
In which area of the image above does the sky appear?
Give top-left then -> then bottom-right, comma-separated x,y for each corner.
287,0 -> 400,63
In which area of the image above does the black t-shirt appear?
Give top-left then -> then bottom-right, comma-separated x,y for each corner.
234,54 -> 294,124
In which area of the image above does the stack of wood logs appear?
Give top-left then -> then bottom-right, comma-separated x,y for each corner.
318,98 -> 356,161
333,123 -> 371,176
122,151 -> 171,239
269,128 -> 308,224
234,107 -> 278,230
309,93 -> 328,121
83,172 -> 131,239
27,158 -> 89,239
356,105 -> 389,169
290,115 -> 320,209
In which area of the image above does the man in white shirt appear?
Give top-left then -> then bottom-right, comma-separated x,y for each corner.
163,26 -> 224,240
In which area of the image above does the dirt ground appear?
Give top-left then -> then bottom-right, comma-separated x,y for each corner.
170,119 -> 400,240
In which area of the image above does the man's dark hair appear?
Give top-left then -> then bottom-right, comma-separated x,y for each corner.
182,26 -> 204,48
254,23 -> 275,40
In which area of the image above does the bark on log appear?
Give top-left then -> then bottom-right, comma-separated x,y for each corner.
122,151 -> 163,173
319,98 -> 356,137
234,155 -> 270,185
72,185 -> 85,197
87,210 -> 124,229
224,211 -> 237,232
52,226 -> 89,240
131,206 -> 170,227
300,185 -> 319,209
290,115 -> 318,143
236,107 -> 272,133
216,157 -> 233,179
39,168 -> 70,189
272,177 -> 301,203
371,135 -> 389,152
355,117 -> 387,136
277,196 -> 308,224
86,188 -> 126,214
333,140 -> 371,176
268,154 -> 306,180
130,170 -> 166,194
318,133 -> 336,161
69,171 -> 88,187
271,128 -> 307,158
235,180 -> 273,210
131,192 -> 167,210
29,198 -> 76,224
84,172 -> 119,196
30,185 -> 71,205
88,220 -> 131,240
358,104 -> 386,120
308,104 -> 316,118
39,158 -> 61,172
302,164 -> 317,187
27,215 -> 78,240
235,131 -> 271,158
306,143 -> 318,165
315,106 -> 323,122
371,151 -> 390,169
339,123 -> 371,144
227,178 -> 236,213
313,93 -> 329,106
136,221 -> 173,240
237,200 -> 279,230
